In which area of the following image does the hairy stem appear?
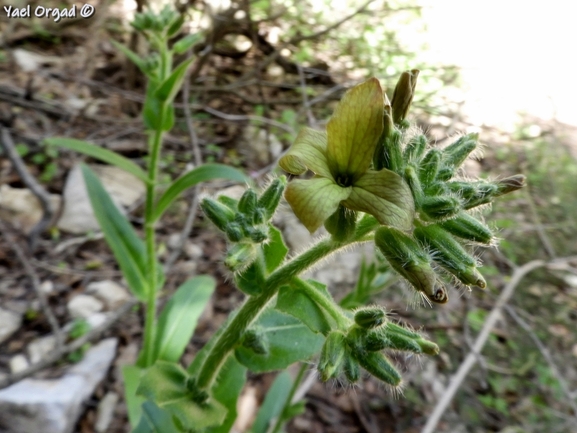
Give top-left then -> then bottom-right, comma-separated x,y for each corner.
141,105 -> 167,368
194,216 -> 378,389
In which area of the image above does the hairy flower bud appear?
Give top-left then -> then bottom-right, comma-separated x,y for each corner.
225,222 -> 244,243
354,307 -> 387,329
224,243 -> 257,272
419,148 -> 442,187
238,189 -> 258,222
354,351 -> 402,387
343,352 -> 361,383
257,177 -> 286,220
416,338 -> 440,356
495,174 -> 526,196
442,133 -> 478,168
404,134 -> 427,163
201,198 -> 235,232
318,331 -> 346,381
241,329 -> 269,355
385,331 -> 422,353
420,195 -> 462,221
375,227 -> 445,303
414,224 -> 486,288
439,212 -> 493,244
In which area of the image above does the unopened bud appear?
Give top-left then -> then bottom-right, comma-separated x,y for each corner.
404,134 -> 427,163
404,165 -> 424,203
363,330 -> 391,352
225,222 -> 244,242
343,352 -> 361,383
247,227 -> 268,243
439,212 -> 493,244
414,224 -> 485,288
419,149 -> 442,187
374,227 -> 439,302
385,331 -> 422,353
391,69 -> 419,126
258,177 -> 286,220
354,308 -> 387,329
448,181 -> 498,210
495,174 -> 526,196
238,189 -> 258,221
224,243 -> 257,271
436,166 -> 455,182
324,205 -> 357,242
201,198 -> 235,232
217,195 -> 238,211
354,351 -> 402,387
442,133 -> 478,168
416,338 -> 440,356
420,195 -> 461,221
318,331 -> 346,382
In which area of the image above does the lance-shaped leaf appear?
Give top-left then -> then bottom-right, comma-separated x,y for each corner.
284,177 -> 351,233
326,77 -> 384,182
279,127 -> 331,178
343,169 -> 414,231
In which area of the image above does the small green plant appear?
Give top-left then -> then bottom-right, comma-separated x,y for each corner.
47,7 -> 525,432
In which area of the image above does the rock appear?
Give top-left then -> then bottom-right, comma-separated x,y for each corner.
0,338 -> 118,433
94,391 -> 118,433
86,312 -> 108,329
273,208 -> 311,252
26,335 -> 56,365
184,242 -> 203,260
39,281 -> 54,295
12,48 -> 62,72
57,164 -> 145,234
0,185 -> 62,235
86,280 -> 130,310
0,308 -> 22,345
67,294 -> 104,320
9,355 -> 29,374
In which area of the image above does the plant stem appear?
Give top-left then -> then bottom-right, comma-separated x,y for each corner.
194,217 -> 379,389
270,363 -> 307,433
291,278 -> 351,330
141,104 -> 167,368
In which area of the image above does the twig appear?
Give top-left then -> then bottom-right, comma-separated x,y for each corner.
0,127 -> 55,249
420,259 -> 545,433
296,63 -> 316,128
503,304 -> 577,419
524,189 -> 557,258
0,219 -> 63,352
0,298 -> 138,389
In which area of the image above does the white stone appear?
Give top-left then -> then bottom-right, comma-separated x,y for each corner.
184,242 -> 203,260
67,294 -> 104,320
0,185 -> 62,234
85,312 -> 108,329
94,391 -> 119,433
57,164 -> 145,234
86,280 -> 130,310
39,280 -> 54,295
0,308 -> 22,344
240,126 -> 283,166
26,335 -> 56,365
0,339 -> 118,433
9,355 -> 29,374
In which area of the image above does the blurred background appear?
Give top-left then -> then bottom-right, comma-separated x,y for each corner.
1,0 -> 576,432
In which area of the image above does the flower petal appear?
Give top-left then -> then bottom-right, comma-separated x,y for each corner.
326,78 -> 384,182
284,177 -> 351,233
279,127 -> 332,178
343,169 -> 414,230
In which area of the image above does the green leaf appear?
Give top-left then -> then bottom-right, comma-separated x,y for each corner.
45,138 -> 149,184
251,371 -> 292,433
123,365 -> 147,428
344,169 -> 414,231
153,276 -> 216,362
284,177 -> 350,233
81,165 -> 148,301
132,401 -> 181,433
155,57 -> 195,103
235,260 -> 265,296
276,281 -> 332,334
153,164 -> 248,222
279,127 -> 331,178
111,40 -> 147,75
263,226 -> 288,273
167,14 -> 185,38
206,357 -> 247,433
143,82 -> 163,130
235,309 -> 324,372
137,362 -> 226,430
326,78 -> 384,182
173,33 -> 203,55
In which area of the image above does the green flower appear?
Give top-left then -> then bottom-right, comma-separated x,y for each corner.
279,78 -> 414,233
